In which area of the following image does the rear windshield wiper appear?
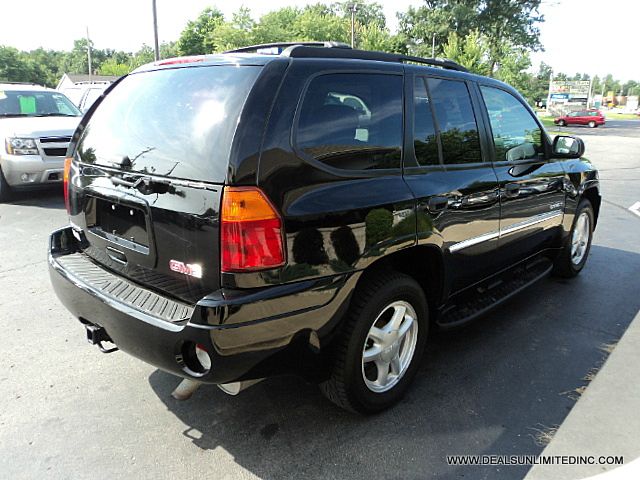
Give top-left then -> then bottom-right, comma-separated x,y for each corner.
111,175 -> 172,195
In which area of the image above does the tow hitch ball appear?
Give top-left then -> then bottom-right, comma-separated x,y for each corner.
85,324 -> 119,354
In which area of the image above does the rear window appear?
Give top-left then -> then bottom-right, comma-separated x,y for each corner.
77,65 -> 261,183
296,73 -> 403,171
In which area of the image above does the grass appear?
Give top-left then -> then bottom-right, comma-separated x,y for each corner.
530,424 -> 560,446
539,116 -> 556,128
603,112 -> 639,120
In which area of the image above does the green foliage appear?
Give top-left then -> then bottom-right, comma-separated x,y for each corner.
98,59 -> 131,76
399,0 -> 543,72
331,1 -> 386,29
441,30 -> 491,76
2,0 -> 637,105
365,209 -> 393,247
177,7 -> 224,55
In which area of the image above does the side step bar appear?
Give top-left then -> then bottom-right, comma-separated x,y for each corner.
438,257 -> 553,328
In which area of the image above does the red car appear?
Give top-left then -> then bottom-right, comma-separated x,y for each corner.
554,109 -> 605,128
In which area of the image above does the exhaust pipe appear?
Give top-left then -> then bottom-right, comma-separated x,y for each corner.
218,378 -> 264,396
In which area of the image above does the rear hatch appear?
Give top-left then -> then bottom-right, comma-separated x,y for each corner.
69,63 -> 262,304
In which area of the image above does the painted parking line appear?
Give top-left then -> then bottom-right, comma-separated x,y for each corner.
629,201 -> 640,218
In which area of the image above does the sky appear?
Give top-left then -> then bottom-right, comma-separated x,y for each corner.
0,0 -> 637,81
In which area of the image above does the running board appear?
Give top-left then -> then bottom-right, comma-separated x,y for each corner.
437,257 -> 553,329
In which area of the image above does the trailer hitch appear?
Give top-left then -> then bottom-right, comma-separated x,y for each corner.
85,324 -> 119,354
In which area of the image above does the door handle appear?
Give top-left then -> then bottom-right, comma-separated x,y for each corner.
504,183 -> 520,198
427,196 -> 449,213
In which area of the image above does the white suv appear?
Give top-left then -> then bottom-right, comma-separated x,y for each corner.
0,83 -> 82,201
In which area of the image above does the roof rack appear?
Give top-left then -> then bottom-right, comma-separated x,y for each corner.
281,45 -> 468,72
224,41 -> 350,54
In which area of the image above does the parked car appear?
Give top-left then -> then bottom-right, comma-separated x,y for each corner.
58,77 -> 115,113
554,109 -> 605,128
49,42 -> 600,413
0,83 -> 82,201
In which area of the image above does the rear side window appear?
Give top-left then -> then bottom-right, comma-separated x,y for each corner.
480,86 -> 543,162
77,65 -> 261,183
296,73 -> 403,171
427,78 -> 482,164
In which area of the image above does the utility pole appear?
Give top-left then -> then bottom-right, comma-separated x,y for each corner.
431,33 -> 436,57
86,26 -> 92,81
349,4 -> 357,48
152,0 -> 160,61
546,70 -> 553,113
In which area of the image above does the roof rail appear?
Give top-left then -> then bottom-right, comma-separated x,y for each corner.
224,41 -> 351,54
282,45 -> 468,72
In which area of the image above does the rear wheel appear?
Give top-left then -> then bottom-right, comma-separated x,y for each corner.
0,167 -> 12,202
319,271 -> 428,414
553,199 -> 594,277
588,120 -> 597,128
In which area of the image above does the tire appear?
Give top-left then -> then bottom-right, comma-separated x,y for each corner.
0,167 -> 12,202
588,121 -> 596,128
559,120 -> 566,127
319,271 -> 428,414
553,199 -> 594,278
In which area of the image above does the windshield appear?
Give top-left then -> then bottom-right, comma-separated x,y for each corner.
77,65 -> 261,183
0,90 -> 81,117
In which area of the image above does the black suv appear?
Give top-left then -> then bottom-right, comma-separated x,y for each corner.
49,42 -> 600,413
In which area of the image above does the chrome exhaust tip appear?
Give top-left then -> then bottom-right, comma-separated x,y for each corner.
218,378 -> 264,396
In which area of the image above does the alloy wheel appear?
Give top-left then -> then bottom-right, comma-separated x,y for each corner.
571,211 -> 590,265
361,300 -> 419,393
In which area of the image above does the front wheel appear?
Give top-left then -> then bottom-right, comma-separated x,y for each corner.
558,119 -> 567,127
320,272 -> 428,414
553,199 -> 594,277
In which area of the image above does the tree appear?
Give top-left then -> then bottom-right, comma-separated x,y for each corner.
98,59 -> 131,76
331,1 -> 386,29
398,0 -> 543,75
177,7 -> 224,55
358,23 -> 395,52
251,7 -> 302,44
441,30 -> 491,76
0,46 -> 37,83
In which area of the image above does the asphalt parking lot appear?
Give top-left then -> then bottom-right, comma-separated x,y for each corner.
1,120 -> 639,480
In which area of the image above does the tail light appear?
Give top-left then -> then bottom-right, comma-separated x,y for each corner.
63,157 -> 72,213
220,187 -> 285,272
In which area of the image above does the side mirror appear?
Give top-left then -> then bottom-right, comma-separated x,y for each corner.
552,135 -> 585,158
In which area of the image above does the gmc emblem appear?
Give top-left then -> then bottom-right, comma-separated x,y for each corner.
169,260 -> 203,279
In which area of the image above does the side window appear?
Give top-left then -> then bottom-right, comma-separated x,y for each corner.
480,86 -> 544,162
413,77 -> 439,166
427,78 -> 482,164
296,73 -> 403,171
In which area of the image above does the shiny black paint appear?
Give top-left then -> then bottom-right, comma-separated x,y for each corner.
68,163 -> 222,304
52,54 -> 602,386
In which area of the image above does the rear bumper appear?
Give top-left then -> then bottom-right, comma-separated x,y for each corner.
49,226 -> 355,383
1,153 -> 64,186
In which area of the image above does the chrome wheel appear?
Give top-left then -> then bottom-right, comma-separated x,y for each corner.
571,211 -> 590,265
361,300 -> 418,393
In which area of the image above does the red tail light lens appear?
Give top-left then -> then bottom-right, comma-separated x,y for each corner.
63,157 -> 72,213
220,187 -> 285,272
